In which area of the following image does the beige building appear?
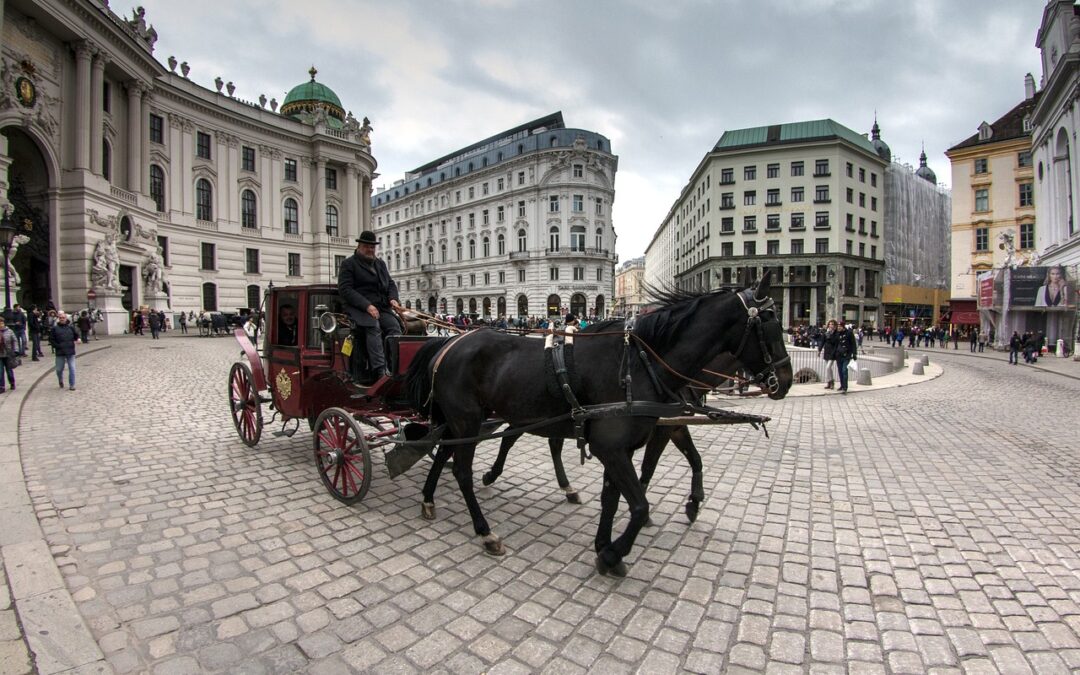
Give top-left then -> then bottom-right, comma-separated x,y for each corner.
370,112 -> 618,320
0,1 -> 375,333
613,256 -> 644,317
643,209 -> 675,292
945,80 -> 1039,327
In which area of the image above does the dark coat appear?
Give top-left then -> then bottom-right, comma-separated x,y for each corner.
338,253 -> 399,328
50,323 -> 78,356
149,313 -> 162,330
834,328 -> 858,360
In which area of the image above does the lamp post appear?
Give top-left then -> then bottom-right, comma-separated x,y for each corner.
0,207 -> 18,314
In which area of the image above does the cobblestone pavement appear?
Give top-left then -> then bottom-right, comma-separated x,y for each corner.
12,336 -> 1080,672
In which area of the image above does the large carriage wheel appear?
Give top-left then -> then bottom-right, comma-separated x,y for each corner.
313,408 -> 372,505
228,362 -> 263,447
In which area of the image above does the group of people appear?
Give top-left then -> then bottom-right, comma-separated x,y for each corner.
130,309 -> 169,339
0,303 -> 79,392
1008,331 -> 1048,364
817,319 -> 859,393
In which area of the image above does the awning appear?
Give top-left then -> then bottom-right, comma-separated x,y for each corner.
951,310 -> 980,325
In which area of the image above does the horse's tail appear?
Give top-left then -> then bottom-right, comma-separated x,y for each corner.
404,337 -> 451,419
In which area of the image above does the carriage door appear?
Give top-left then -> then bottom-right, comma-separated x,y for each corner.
267,292 -> 303,419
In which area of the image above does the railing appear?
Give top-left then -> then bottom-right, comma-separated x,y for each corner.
284,233 -> 304,242
111,185 -> 138,205
544,247 -> 611,257
509,251 -> 529,260
421,264 -> 436,273
323,127 -> 348,140
785,346 -> 895,383
241,225 -> 261,235
194,219 -> 218,231
329,236 -> 351,246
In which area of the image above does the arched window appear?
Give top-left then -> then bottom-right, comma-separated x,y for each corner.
497,233 -> 506,255
283,198 -> 298,234
405,300 -> 412,309
440,243 -> 447,263
595,295 -> 605,317
469,239 -> 476,259
483,298 -> 491,317
395,253 -> 401,270
517,295 -> 528,317
149,165 -> 165,212
196,178 -> 212,221
518,229 -> 527,252
202,282 -> 217,311
546,294 -> 561,316
549,227 -> 560,251
428,247 -> 434,265
469,298 -> 477,314
482,237 -> 490,257
456,241 -> 463,261
570,226 -> 586,252
326,204 -> 339,236
497,297 -> 506,317
241,190 -> 257,229
405,251 -> 411,268
595,227 -> 603,250
102,138 -> 111,181
456,298 -> 464,314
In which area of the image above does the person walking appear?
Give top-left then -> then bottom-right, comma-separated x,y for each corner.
0,316 -> 17,393
819,319 -> 839,390
9,304 -> 26,356
834,320 -> 858,394
978,329 -> 988,353
50,311 -> 78,390
178,311 -> 188,334
149,311 -> 162,340
1008,331 -> 1022,365
76,310 -> 92,344
969,329 -> 978,353
28,306 -> 44,361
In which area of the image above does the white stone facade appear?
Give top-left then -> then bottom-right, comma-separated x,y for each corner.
0,0 -> 374,330
371,114 -> 618,320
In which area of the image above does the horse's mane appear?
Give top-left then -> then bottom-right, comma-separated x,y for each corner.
633,284 -> 734,353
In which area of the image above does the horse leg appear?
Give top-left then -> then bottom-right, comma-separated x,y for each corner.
593,468 -> 621,559
594,450 -> 649,577
548,438 -> 581,504
449,442 -> 505,556
638,427 -> 673,526
482,432 -> 520,486
669,426 -> 704,523
420,443 -> 454,520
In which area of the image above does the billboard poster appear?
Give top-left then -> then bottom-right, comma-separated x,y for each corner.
977,271 -> 995,309
1009,266 -> 1074,309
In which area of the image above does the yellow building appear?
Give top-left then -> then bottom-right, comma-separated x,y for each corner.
945,77 -> 1040,328
614,256 -> 645,317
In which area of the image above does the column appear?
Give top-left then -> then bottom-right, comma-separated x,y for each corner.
345,164 -> 359,240
361,177 -> 371,231
314,157 -> 326,235
140,89 -> 151,195
782,286 -> 791,325
90,53 -> 106,176
73,41 -> 94,170
127,81 -> 144,193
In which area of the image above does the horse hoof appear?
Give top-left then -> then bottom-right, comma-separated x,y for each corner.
565,491 -> 582,505
421,502 -> 436,520
595,556 -> 628,577
481,473 -> 495,486
642,514 -> 655,527
685,501 -> 700,523
482,535 -> 505,556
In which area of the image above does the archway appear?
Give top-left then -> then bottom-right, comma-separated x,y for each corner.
482,298 -> 491,318
497,297 -> 506,317
428,296 -> 437,313
570,293 -> 586,319
546,294 -> 560,317
468,298 -> 477,316
517,294 -> 528,317
455,298 -> 463,315
2,126 -> 53,308
595,294 -> 605,318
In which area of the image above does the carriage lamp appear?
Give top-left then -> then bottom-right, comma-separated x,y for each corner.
0,207 -> 17,312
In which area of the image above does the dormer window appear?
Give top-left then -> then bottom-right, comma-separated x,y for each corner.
978,122 -> 993,141
1022,115 -> 1032,133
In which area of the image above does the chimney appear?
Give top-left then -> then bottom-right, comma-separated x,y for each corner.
1025,72 -> 1037,100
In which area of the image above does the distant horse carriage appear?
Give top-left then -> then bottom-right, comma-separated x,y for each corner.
229,274 -> 792,575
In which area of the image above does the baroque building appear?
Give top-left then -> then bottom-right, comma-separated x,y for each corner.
613,256 -> 645,317
659,119 -> 888,327
0,1 -> 375,333
370,112 -> 618,320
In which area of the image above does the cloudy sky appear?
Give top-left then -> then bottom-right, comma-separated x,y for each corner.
136,0 -> 1043,261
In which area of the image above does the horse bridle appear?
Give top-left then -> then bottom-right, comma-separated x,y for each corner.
732,289 -> 790,395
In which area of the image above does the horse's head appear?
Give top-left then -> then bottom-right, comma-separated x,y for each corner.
733,271 -> 793,400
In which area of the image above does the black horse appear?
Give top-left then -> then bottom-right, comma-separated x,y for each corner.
480,351 -> 744,523
403,275 -> 792,576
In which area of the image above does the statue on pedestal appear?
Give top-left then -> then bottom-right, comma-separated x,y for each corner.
143,246 -> 165,294
91,232 -> 120,291
5,234 -> 29,287
359,117 -> 373,147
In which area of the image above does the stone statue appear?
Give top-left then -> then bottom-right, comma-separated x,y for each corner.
344,111 -> 360,133
359,116 -> 373,146
143,246 -> 165,294
5,234 -> 29,287
312,104 -> 329,126
91,232 -> 120,291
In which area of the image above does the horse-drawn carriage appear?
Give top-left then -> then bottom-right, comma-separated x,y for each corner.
229,279 -> 794,575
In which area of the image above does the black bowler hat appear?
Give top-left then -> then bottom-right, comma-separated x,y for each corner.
356,231 -> 379,245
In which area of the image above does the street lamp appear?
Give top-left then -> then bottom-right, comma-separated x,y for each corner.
0,207 -> 18,313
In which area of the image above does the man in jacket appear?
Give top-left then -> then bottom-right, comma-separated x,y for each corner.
834,320 -> 859,394
148,311 -> 161,340
1009,331 -> 1022,365
76,311 -> 93,343
27,306 -> 44,360
338,231 -> 401,384
50,311 -> 78,390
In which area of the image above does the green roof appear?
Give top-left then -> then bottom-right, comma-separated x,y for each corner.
282,79 -> 343,110
714,119 -> 880,158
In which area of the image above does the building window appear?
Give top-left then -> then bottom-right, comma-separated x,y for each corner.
196,131 -> 211,159
871,173 -> 878,187
470,273 -> 476,286
814,159 -> 829,177
871,245 -> 877,259
791,212 -> 805,230
766,189 -> 780,205
283,198 -> 299,234
245,248 -> 260,274
721,217 -> 734,233
573,194 -> 584,212
846,188 -> 854,204
497,205 -> 505,222
859,242 -> 866,257
518,229 -> 527,251
767,163 -> 779,179
483,236 -> 490,257
573,164 -> 583,178
549,195 -> 560,213
518,200 -> 526,218
720,168 -> 734,184
766,240 -> 780,255
102,139 -> 111,181
595,198 -> 604,215
1019,183 -> 1034,207
482,209 -> 489,226
549,227 -> 560,250
440,243 -> 447,263
791,239 -> 804,254
814,186 -> 830,203
974,158 -> 988,174
241,190 -> 257,228
721,192 -> 734,208
846,162 -> 854,178
846,214 -> 855,232
766,214 -> 780,231
284,158 -> 297,182
846,240 -> 853,255
744,241 -> 756,256
975,227 -> 989,251
573,266 -> 585,281
871,220 -> 878,237
149,113 -> 163,144
871,196 -> 878,212
322,167 -> 336,190
859,193 -> 866,207
858,217 -> 866,234
1018,151 -> 1033,168
468,239 -> 475,259
791,187 -> 804,203
518,269 -> 526,283
1020,222 -> 1035,249
550,267 -> 559,281
815,212 -> 829,229
157,236 -> 169,266
570,226 -> 586,251
744,165 -> 756,180
326,205 -> 339,236
497,177 -> 505,191
150,165 -> 165,212
721,242 -> 733,257
518,171 -> 526,185
816,238 -> 829,254
497,234 -> 505,255
242,146 -> 256,172
288,252 -> 301,276
743,215 -> 757,232
200,242 -> 216,270
102,81 -> 111,112
202,282 -> 217,311
456,242 -> 462,261
196,178 -> 212,220
974,188 -> 989,212
744,191 -> 756,206
791,161 -> 804,177
859,167 -> 866,183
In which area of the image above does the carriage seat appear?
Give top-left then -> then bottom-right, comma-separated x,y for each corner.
385,335 -> 431,377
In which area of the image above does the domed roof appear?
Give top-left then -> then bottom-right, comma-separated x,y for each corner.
870,118 -> 891,162
915,149 -> 937,184
280,67 -> 345,128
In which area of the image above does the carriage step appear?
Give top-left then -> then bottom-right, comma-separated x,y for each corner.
273,419 -> 301,438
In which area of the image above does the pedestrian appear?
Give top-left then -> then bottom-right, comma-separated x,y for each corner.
0,316 -> 17,393
834,320 -> 858,394
1008,331 -> 1022,365
9,304 -> 26,356
27,306 -> 44,361
149,310 -> 162,339
819,319 -> 839,389
969,329 -> 978,353
178,311 -> 188,334
50,311 -> 78,390
978,329 -> 988,353
76,310 -> 92,343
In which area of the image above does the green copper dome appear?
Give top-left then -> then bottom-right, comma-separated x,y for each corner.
280,66 -> 345,128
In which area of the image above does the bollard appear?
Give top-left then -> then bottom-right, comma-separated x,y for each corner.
857,368 -> 872,386
920,355 -> 929,366
912,361 -> 924,375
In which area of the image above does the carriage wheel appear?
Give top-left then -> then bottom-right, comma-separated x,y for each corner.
313,408 -> 372,505
229,362 -> 263,447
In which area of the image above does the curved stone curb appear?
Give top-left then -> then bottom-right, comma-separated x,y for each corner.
0,346 -> 112,674
781,358 -> 944,398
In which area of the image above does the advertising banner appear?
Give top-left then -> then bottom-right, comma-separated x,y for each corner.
977,271 -> 995,309
1009,266 -> 1074,309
